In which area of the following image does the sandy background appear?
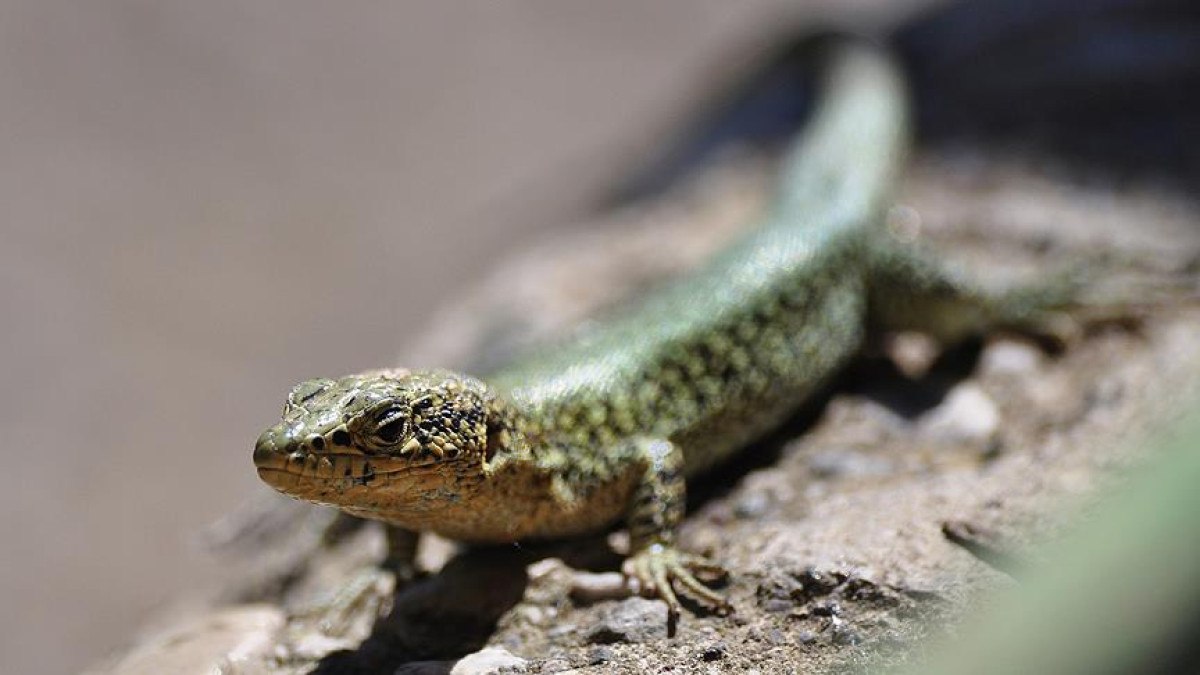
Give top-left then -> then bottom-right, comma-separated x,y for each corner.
0,2 -> 936,673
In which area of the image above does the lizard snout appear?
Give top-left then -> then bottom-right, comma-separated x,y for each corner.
253,427 -> 295,470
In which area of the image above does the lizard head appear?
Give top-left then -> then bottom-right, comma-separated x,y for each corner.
253,368 -> 497,518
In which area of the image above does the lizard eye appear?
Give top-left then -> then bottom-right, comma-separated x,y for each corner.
372,408 -> 408,445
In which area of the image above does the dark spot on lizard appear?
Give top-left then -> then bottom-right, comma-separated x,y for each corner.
355,462 -> 376,486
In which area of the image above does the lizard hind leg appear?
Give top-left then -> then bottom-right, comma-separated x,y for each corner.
865,237 -> 1101,346
618,437 -> 731,631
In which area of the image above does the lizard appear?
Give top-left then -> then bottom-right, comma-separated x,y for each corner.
253,40 -> 1081,628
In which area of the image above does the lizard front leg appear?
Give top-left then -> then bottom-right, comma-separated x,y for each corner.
618,437 -> 730,629
382,525 -> 420,580
290,524 -> 420,638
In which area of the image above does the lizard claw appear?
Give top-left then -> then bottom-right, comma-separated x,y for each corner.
623,543 -> 731,634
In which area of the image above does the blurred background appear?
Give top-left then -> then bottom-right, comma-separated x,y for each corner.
4,1 -> 1199,673
0,2 -> 907,673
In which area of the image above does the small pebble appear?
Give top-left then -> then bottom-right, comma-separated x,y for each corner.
921,384 -> 999,442
547,623 -> 578,639
760,597 -> 793,614
526,558 -> 568,580
887,331 -> 940,378
700,642 -> 726,662
586,597 -> 668,644
588,647 -> 614,665
980,339 -> 1042,376
516,605 -> 553,626
734,491 -> 771,518
570,571 -> 631,603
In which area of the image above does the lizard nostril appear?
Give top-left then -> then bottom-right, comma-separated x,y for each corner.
310,435 -> 325,451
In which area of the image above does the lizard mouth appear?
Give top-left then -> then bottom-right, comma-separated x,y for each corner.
252,423 -> 478,510
254,451 -> 448,505
254,446 -> 462,516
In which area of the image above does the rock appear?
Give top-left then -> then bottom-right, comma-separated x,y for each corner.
450,647 -> 528,675
586,597 -> 669,644
733,490 -> 772,518
105,605 -> 284,675
588,646 -> 615,665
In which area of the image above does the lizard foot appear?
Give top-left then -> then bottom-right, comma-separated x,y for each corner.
623,543 -> 731,634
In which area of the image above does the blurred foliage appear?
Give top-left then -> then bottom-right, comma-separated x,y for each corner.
890,405 -> 1200,675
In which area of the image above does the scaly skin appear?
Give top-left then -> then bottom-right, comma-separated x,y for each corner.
254,42 -> 1079,627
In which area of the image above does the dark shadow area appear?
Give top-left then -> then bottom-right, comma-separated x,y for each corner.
688,338 -> 987,510
610,0 -> 1200,205
895,0 -> 1200,183
941,520 -> 1028,576
845,339 -> 984,420
685,381 -> 835,510
1146,607 -> 1200,675
313,547 -> 531,674
311,535 -> 627,673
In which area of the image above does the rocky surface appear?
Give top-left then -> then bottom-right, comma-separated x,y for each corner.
90,150 -> 1200,674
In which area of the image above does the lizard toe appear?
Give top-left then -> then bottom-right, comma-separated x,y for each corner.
624,543 -> 731,630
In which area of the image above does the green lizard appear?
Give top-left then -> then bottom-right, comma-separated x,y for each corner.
253,41 -> 1078,626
